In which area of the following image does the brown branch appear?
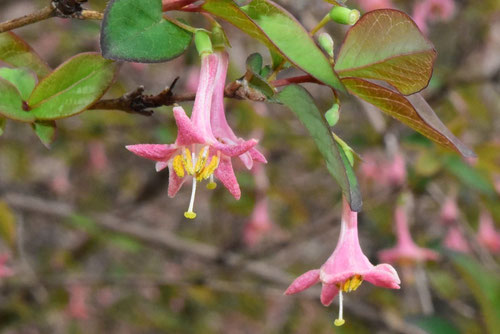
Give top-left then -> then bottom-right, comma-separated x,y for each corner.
0,1 -> 103,33
162,0 -> 199,12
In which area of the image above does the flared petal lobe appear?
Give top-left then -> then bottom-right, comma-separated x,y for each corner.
320,284 -> 339,306
214,157 -> 241,199
125,144 -> 178,162
285,269 -> 320,295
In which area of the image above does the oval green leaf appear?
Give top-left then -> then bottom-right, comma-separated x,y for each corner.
0,67 -> 37,100
202,0 -> 345,93
28,53 -> 117,120
335,10 -> 436,95
32,120 -> 57,148
0,78 -> 34,122
342,77 -> 475,158
278,84 -> 362,211
0,32 -> 51,78
100,0 -> 192,63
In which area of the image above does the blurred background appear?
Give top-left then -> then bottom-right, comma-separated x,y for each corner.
0,0 -> 499,333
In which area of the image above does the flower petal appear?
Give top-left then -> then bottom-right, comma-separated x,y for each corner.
285,269 -> 320,295
249,147 -> 268,164
173,106 -> 206,146
214,157 -> 241,199
156,161 -> 169,172
167,166 -> 186,197
126,144 -> 178,162
363,263 -> 401,289
320,283 -> 339,306
213,139 -> 258,158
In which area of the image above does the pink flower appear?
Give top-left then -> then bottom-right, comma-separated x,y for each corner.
440,197 -> 459,224
127,53 -> 258,219
0,254 -> 14,278
210,51 -> 267,171
285,198 -> 400,326
443,226 -> 470,253
384,152 -> 406,187
356,0 -> 394,12
378,206 -> 439,265
412,0 -> 456,34
67,284 -> 89,320
477,210 -> 500,254
244,197 -> 272,247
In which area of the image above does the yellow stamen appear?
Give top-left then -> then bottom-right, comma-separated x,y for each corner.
182,148 -> 194,175
184,212 -> 197,219
199,155 -> 219,180
334,319 -> 345,327
341,275 -> 363,292
194,146 -> 209,173
207,182 -> 217,190
172,155 -> 185,178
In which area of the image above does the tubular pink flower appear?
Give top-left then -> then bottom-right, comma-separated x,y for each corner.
126,53 -> 257,219
440,197 -> 458,225
356,0 -> 394,12
0,254 -> 14,279
443,226 -> 470,253
244,197 -> 273,247
477,210 -> 500,254
412,0 -> 456,34
385,152 -> 406,187
285,198 -> 400,326
378,206 -> 439,265
210,51 -> 267,171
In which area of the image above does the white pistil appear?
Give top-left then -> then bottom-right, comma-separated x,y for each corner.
184,151 -> 198,220
334,290 -> 345,326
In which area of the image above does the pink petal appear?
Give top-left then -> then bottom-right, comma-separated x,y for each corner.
249,147 -> 268,164
126,144 -> 178,162
156,161 -> 169,172
363,263 -> 401,289
214,157 -> 241,199
285,269 -> 320,295
173,106 -> 206,146
167,166 -> 186,197
213,139 -> 258,158
320,283 -> 339,306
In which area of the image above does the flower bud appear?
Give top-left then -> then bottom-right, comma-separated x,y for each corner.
318,32 -> 334,58
194,30 -> 213,56
325,103 -> 340,126
329,6 -> 360,25
212,25 -> 228,50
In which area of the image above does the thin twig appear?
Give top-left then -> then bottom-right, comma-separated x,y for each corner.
0,6 -> 55,33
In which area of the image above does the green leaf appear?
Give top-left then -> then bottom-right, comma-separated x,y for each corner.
443,154 -> 496,196
28,53 -> 117,120
0,67 -> 37,100
32,120 -> 57,148
202,0 -> 345,93
450,252 -> 500,333
0,78 -> 35,122
335,10 -> 436,95
246,53 -> 263,74
407,316 -> 460,334
342,77 -> 475,158
278,85 -> 362,211
101,0 -> 192,62
0,32 -> 51,78
0,201 -> 16,248
245,53 -> 275,99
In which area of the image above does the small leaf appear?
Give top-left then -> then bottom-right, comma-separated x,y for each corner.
342,77 -> 475,158
28,53 -> 117,120
202,0 -> 345,93
246,53 -> 263,74
32,120 -> 57,148
336,10 -> 436,95
0,78 -> 35,122
0,201 -> 17,248
245,53 -> 275,99
0,67 -> 37,100
0,32 -> 51,78
101,0 -> 192,62
278,85 -> 362,211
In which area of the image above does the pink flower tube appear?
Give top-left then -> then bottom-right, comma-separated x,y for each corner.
477,210 -> 500,254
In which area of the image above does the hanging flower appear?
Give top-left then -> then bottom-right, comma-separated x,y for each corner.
412,0 -> 456,34
443,226 -> 470,253
243,197 -> 273,247
0,254 -> 14,279
378,205 -> 439,265
126,52 -> 258,219
285,198 -> 400,326
477,210 -> 500,254
356,0 -> 394,12
440,196 -> 458,225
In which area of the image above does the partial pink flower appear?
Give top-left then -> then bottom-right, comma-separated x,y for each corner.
443,226 -> 470,253
244,197 -> 272,247
356,0 -> 394,12
67,284 -> 89,320
412,0 -> 456,34
477,210 -> 500,254
440,197 -> 459,224
0,254 -> 14,279
378,206 -> 439,265
89,141 -> 109,172
127,53 -> 259,219
285,198 -> 400,326
385,152 -> 406,187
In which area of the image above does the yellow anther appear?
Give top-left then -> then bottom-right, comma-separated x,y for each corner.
184,211 -> 197,219
182,148 -> 194,175
350,275 -> 363,291
206,181 -> 217,190
200,155 -> 219,180
172,155 -> 185,178
195,146 -> 209,173
334,319 -> 345,327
